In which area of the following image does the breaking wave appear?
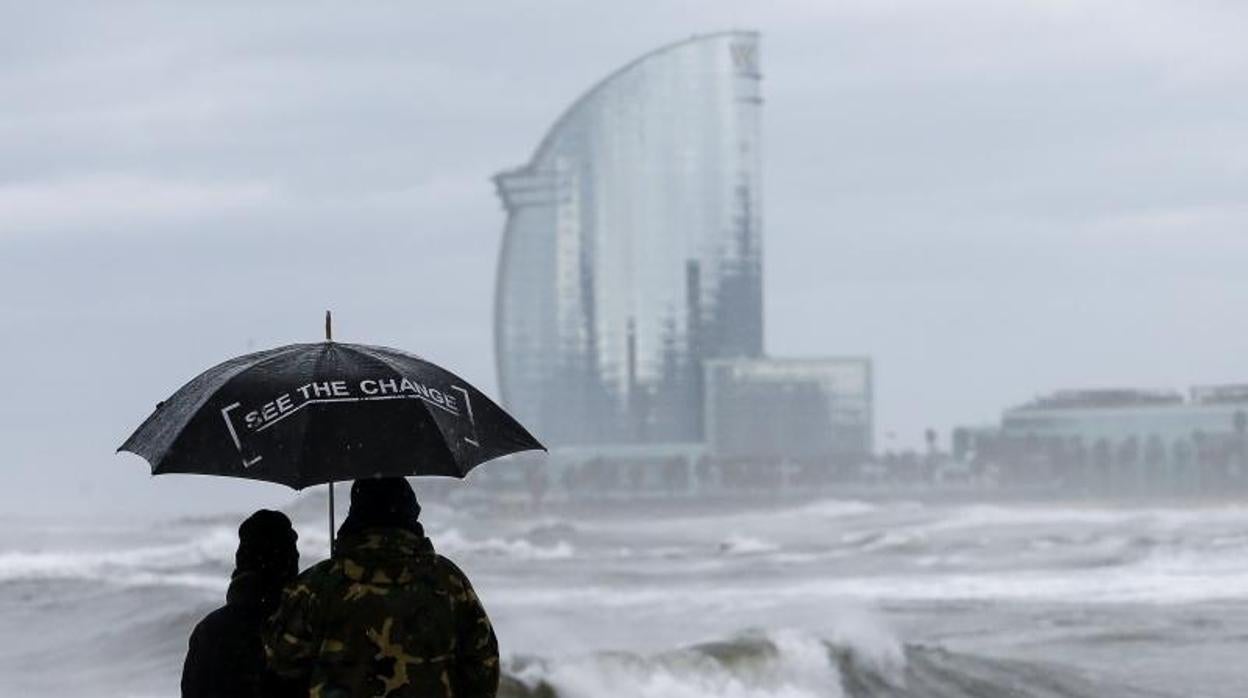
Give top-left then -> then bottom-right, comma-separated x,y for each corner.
789,499 -> 881,520
433,527 -> 576,561
0,527 -> 236,589
0,524 -> 576,589
498,629 -> 1159,698
718,535 -> 780,556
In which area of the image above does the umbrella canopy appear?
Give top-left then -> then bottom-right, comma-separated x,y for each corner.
119,340 -> 544,489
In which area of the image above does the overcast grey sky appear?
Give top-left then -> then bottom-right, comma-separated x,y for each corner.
3,1 -> 1247,516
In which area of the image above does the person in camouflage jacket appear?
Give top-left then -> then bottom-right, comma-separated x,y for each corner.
265,478 -> 499,698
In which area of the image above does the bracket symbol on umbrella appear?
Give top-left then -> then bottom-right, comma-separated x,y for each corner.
220,402 -> 264,468
219,385 -> 482,469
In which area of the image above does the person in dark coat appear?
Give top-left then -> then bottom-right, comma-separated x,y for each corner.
181,509 -> 303,698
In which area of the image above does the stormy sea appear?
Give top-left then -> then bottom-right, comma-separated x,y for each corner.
2,495 -> 1246,697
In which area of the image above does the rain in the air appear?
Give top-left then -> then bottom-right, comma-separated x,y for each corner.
3,3 -> 1248,697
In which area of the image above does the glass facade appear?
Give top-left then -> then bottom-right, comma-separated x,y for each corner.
1000,387 -> 1248,469
704,358 -> 874,461
493,32 -> 764,447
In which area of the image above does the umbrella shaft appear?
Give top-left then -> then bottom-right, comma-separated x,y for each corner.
328,480 -> 336,556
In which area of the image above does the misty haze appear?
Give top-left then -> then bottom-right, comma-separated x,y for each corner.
3,2 -> 1248,697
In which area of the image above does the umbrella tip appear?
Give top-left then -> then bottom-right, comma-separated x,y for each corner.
325,310 -> 333,342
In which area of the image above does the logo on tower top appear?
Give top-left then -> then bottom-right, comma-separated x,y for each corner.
730,42 -> 759,75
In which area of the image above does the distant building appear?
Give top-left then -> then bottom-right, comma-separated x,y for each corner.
957,385 -> 1248,492
491,32 -> 874,480
493,31 -> 764,448
1001,387 -> 1248,460
705,358 -> 873,462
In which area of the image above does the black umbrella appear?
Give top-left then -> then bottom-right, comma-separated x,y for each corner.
119,313 -> 544,546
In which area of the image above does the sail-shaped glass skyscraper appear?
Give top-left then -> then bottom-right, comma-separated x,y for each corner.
494,31 -> 765,447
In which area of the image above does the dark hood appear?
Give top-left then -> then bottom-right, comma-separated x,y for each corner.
235,509 -> 299,580
336,477 -> 423,539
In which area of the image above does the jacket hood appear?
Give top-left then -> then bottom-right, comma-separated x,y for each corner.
335,527 -> 437,586
225,570 -> 286,614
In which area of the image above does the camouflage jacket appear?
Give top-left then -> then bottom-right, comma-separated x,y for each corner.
264,528 -> 499,698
